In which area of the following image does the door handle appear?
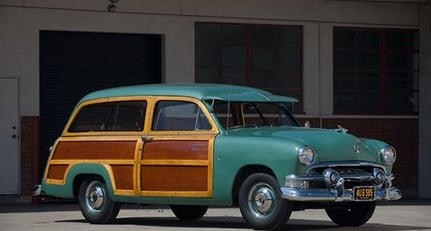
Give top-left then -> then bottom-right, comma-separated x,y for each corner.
141,135 -> 153,142
12,134 -> 18,139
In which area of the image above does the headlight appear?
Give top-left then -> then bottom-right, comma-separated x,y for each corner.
298,146 -> 315,165
380,146 -> 396,165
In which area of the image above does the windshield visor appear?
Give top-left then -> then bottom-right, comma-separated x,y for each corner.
210,100 -> 299,129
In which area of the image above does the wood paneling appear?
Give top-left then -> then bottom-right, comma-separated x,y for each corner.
52,141 -> 136,159
142,140 -> 208,160
141,166 -> 207,191
47,165 -> 68,180
111,165 -> 134,190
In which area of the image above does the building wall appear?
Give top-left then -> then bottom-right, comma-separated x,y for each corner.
0,0 -> 425,200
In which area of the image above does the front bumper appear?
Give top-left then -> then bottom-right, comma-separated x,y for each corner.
281,185 -> 402,202
280,165 -> 402,202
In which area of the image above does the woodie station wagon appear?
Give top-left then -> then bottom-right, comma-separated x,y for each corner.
41,84 -> 402,230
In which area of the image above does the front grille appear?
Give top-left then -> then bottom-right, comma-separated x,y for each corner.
306,163 -> 385,189
308,165 -> 374,176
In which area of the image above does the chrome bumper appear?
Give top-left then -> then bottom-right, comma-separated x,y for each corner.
281,186 -> 402,202
280,169 -> 402,202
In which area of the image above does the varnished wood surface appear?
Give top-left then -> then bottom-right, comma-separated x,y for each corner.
52,141 -> 136,159
141,165 -> 208,191
142,140 -> 208,160
111,165 -> 134,190
47,165 -> 68,180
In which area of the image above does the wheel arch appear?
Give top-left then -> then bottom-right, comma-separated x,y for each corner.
231,164 -> 276,206
66,163 -> 115,198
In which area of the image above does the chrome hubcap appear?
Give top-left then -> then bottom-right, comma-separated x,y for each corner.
85,181 -> 105,211
248,183 -> 275,216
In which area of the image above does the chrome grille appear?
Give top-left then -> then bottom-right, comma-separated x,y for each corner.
305,162 -> 386,189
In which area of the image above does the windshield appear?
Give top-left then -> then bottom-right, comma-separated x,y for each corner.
210,100 -> 300,129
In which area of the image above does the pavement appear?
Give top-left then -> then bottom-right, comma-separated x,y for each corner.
0,200 -> 431,231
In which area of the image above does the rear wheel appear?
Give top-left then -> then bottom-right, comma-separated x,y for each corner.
78,178 -> 120,224
171,205 -> 208,221
238,173 -> 292,230
325,201 -> 376,226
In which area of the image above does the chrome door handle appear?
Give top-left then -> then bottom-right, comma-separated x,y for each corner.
141,135 -> 153,142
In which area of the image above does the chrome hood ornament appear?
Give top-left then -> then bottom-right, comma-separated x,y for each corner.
353,144 -> 360,154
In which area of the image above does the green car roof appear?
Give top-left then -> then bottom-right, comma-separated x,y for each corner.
78,83 -> 298,104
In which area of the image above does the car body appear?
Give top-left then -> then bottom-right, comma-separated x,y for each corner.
41,84 -> 401,230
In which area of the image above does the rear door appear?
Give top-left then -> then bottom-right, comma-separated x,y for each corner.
140,97 -> 218,197
44,99 -> 147,196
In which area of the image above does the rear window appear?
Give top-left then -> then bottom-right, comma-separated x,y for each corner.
69,101 -> 147,132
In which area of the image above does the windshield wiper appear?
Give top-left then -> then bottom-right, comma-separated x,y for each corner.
227,124 -> 258,130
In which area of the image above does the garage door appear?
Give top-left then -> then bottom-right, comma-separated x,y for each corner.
40,30 -> 162,168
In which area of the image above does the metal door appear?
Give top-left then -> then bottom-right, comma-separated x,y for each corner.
0,78 -> 19,194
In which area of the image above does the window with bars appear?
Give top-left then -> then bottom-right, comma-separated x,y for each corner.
195,22 -> 303,113
333,27 -> 419,115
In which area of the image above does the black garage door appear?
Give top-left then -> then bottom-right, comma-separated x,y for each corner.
40,30 -> 162,168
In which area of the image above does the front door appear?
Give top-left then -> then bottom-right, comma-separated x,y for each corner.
0,78 -> 20,194
140,98 -> 218,197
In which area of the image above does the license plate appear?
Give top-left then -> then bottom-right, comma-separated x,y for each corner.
353,186 -> 375,200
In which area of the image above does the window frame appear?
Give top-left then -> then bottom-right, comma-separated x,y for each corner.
333,27 -> 419,115
195,22 -> 304,113
151,100 -> 212,131
67,99 -> 147,133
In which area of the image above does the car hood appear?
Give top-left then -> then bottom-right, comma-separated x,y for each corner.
227,126 -> 379,163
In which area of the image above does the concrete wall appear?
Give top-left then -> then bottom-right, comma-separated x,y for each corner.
0,0 -> 420,117
0,5 -> 196,116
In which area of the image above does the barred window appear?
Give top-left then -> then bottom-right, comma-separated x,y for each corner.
195,22 -> 303,113
333,27 -> 419,114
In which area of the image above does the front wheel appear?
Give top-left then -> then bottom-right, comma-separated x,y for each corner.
325,201 -> 376,226
171,205 -> 208,221
78,178 -> 120,224
238,173 -> 292,230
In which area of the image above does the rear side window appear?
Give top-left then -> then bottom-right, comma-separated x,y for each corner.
69,101 -> 147,132
152,101 -> 211,131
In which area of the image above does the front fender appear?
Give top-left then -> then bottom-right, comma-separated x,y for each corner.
213,135 -> 302,202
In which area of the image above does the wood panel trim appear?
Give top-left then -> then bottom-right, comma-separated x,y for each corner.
47,165 -> 68,181
52,140 -> 137,160
111,165 -> 134,190
141,191 -> 213,197
142,140 -> 208,160
49,160 -> 134,165
141,160 -> 208,166
141,166 -> 208,192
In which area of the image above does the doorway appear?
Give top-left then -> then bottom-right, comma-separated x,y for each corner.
0,78 -> 20,194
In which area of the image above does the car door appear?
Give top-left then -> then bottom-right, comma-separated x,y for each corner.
45,99 -> 147,196
139,97 -> 218,197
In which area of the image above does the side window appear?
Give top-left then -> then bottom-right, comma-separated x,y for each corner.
152,101 -> 211,131
69,101 -> 146,132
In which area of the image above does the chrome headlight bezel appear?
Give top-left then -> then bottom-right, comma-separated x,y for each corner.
380,146 -> 397,165
298,146 -> 316,165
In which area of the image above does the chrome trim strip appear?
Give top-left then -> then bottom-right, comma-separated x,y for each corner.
305,161 -> 386,175
286,174 -> 375,182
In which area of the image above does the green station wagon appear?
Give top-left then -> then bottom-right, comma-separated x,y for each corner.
41,84 -> 401,230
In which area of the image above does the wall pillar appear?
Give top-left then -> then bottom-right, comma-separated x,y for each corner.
418,3 -> 431,199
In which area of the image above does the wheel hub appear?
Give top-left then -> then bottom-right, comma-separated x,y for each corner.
249,184 -> 275,216
86,182 -> 104,210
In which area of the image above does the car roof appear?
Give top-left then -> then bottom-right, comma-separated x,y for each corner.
78,83 -> 298,104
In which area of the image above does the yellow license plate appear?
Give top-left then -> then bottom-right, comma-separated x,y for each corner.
353,186 -> 375,200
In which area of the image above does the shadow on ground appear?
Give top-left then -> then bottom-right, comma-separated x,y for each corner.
55,216 -> 431,231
